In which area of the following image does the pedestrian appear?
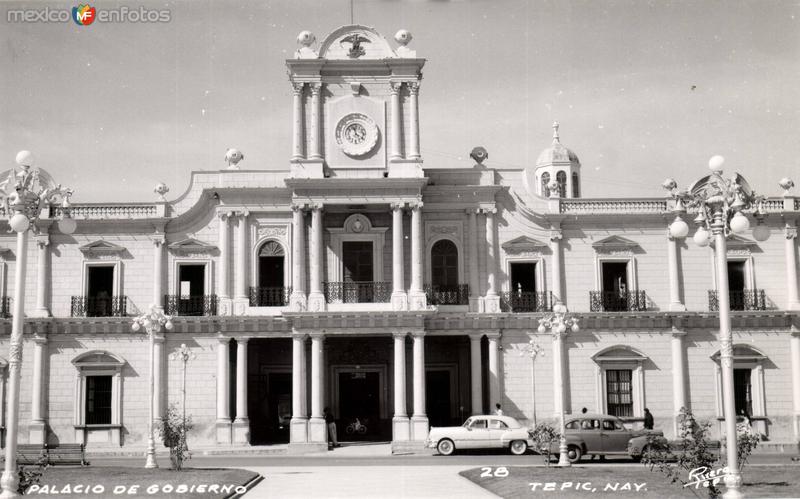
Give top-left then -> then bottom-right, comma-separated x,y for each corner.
324,407 -> 339,448
494,403 -> 503,416
581,407 -> 588,414
643,408 -> 654,430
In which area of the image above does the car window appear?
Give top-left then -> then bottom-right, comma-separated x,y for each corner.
602,420 -> 615,430
488,419 -> 508,429
614,420 -> 624,430
565,421 -> 579,430
463,417 -> 474,428
581,419 -> 600,430
470,419 -> 487,429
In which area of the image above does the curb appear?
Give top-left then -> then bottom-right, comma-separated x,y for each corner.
225,473 -> 264,499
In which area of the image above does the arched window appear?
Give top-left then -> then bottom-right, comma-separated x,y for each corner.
572,172 -> 580,198
429,239 -> 465,304
540,172 -> 551,197
256,241 -> 286,306
556,171 -> 567,198
72,351 -> 126,446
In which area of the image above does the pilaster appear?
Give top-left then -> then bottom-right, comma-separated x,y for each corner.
392,331 -> 410,444
233,211 -> 250,315
408,202 -> 427,310
786,225 -> 800,311
307,204 -> 326,312
215,335 -> 232,444
290,204 -> 307,311
410,331 -> 428,441
28,335 -> 47,445
232,337 -> 250,444
308,333 -> 327,443
391,203 -> 408,311
483,208 -> 500,312
31,234 -> 50,318
467,209 -> 481,312
217,211 -> 232,315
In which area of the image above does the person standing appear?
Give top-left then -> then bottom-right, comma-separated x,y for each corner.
643,408 -> 654,430
494,403 -> 503,416
324,407 -> 339,448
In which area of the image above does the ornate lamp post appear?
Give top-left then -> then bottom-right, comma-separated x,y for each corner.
0,151 -> 75,499
538,301 -> 579,467
132,305 -> 173,469
519,340 -> 544,426
663,155 -> 778,499
169,344 -> 195,430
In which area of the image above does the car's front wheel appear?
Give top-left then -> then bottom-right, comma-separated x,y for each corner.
567,445 -> 582,463
510,440 -> 528,455
437,439 -> 455,456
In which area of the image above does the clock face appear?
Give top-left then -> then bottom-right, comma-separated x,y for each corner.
335,113 -> 379,157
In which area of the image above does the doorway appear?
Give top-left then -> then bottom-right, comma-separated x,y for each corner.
338,370 -> 381,440
601,261 -> 629,311
87,266 -> 114,317
426,370 -> 452,428
178,264 -> 205,315
727,261 -> 746,310
342,241 -> 374,302
257,241 -> 286,306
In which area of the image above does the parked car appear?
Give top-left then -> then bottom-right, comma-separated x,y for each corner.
426,415 -> 534,456
551,413 -> 664,463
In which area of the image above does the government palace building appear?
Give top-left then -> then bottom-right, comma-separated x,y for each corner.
1,25 -> 799,454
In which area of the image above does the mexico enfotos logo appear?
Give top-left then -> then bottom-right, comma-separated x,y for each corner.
6,4 -> 171,24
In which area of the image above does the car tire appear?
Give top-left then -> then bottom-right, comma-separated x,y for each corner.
437,439 -> 455,456
510,440 -> 528,455
567,445 -> 582,463
632,445 -> 648,463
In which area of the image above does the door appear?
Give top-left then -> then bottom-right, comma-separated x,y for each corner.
510,262 -> 537,311
338,371 -> 380,440
258,241 -> 285,306
601,262 -> 629,310
600,419 -> 631,454
178,264 -> 205,315
342,241 -> 374,302
579,418 -> 603,453
727,261 -> 746,310
87,266 -> 114,317
463,417 -> 490,449
426,370 -> 451,428
733,368 -> 752,417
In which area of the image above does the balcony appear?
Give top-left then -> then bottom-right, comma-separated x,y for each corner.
424,284 -> 469,306
589,291 -> 648,312
500,291 -> 554,313
70,296 -> 128,317
323,282 -> 391,304
249,286 -> 291,307
0,297 -> 10,318
708,290 -> 766,311
164,295 -> 219,316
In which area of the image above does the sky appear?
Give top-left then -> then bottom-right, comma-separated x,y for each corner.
1,0 -> 799,202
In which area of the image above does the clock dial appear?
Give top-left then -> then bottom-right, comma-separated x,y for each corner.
335,113 -> 379,157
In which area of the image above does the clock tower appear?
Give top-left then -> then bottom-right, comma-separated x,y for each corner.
286,25 -> 425,179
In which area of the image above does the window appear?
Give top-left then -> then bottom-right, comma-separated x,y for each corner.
712,345 -> 766,433
488,419 -> 508,429
541,172 -> 551,197
728,261 -> 746,311
581,419 -> 599,430
470,419 -> 488,429
85,376 -> 112,424
734,369 -> 753,417
565,420 -> 579,430
556,171 -> 567,197
177,264 -> 207,315
606,369 -> 633,417
602,420 -> 616,431
431,240 -> 459,288
255,241 -> 287,306
572,172 -> 580,198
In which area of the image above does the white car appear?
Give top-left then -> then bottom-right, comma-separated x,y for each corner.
426,415 -> 533,456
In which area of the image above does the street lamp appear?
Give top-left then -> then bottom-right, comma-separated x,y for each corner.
663,155 -> 779,499
169,344 -> 195,432
0,151 -> 74,499
518,340 -> 544,426
132,305 -> 173,469
538,301 -> 579,468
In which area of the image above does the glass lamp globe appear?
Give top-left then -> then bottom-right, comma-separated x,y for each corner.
165,320 -> 174,330
57,217 -> 77,235
752,223 -> 770,242
15,150 -> 35,168
708,155 -> 725,172
729,212 -> 750,234
557,323 -> 567,334
9,213 -> 29,233
571,323 -> 580,333
537,325 -> 546,334
669,217 -> 689,239
693,227 -> 710,247
131,322 -> 141,332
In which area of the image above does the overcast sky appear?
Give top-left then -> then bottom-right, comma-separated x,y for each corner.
1,0 -> 798,202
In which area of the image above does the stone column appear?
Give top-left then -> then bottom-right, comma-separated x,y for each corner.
392,332 -> 410,442
153,334 -> 165,424
389,82 -> 403,160
791,329 -> 800,440
309,83 -> 322,160
667,233 -> 686,311
216,335 -> 232,444
671,328 -> 688,437
487,332 -> 501,410
391,203 -> 408,310
233,212 -> 249,314
786,225 -> 800,310
291,83 -> 305,160
290,333 -> 308,443
469,333 -> 483,414
153,234 -> 166,310
290,205 -> 307,311
308,333 -> 326,443
410,332 -> 428,440
468,209 -> 481,312
408,202 -> 426,309
33,235 -> 49,317
217,212 -> 231,314
550,229 -> 563,304
407,82 -> 420,159
307,205 -> 325,312
233,338 -> 250,444
484,208 -> 500,312
28,335 -> 47,444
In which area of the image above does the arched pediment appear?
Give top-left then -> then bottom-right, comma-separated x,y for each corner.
592,345 -> 648,363
318,25 -> 396,60
711,344 -> 767,362
72,350 -> 126,368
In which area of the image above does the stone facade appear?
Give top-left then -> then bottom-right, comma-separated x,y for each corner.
0,25 -> 798,455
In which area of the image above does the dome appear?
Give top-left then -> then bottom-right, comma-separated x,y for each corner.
536,122 -> 580,167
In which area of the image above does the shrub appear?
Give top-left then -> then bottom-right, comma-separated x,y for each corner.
529,423 -> 561,467
18,458 -> 48,494
158,404 -> 193,470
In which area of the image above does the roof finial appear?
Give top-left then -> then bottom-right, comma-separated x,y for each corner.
552,121 -> 560,144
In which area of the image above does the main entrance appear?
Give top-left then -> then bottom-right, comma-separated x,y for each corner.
337,370 -> 382,440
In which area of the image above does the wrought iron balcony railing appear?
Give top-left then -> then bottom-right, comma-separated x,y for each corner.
589,290 -> 648,312
500,291 -> 554,313
249,286 -> 291,307
708,289 -> 766,311
164,294 -> 218,316
0,296 -> 10,318
70,296 -> 128,317
424,284 -> 469,305
323,281 -> 391,304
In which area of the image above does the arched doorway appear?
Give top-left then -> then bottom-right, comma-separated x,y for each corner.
429,239 -> 466,305
255,241 -> 286,306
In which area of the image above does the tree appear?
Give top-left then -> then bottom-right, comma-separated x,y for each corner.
158,403 -> 194,470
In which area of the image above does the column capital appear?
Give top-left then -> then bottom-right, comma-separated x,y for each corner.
468,332 -> 484,341
35,235 -> 50,248
153,334 -> 166,343
292,331 -> 309,340
217,334 -> 230,345
308,332 -> 325,341
389,81 -> 403,94
407,81 -> 420,94
309,82 -> 322,95
410,330 -> 426,338
391,202 -> 406,211
236,336 -> 251,344
291,202 -> 307,212
480,207 -> 497,215
485,331 -> 501,340
151,233 -> 166,246
291,82 -> 305,95
466,207 -> 480,215
217,210 -> 233,221
392,331 -> 408,340
32,334 -> 48,345
409,201 -> 424,210
670,326 -> 687,338
309,202 -> 324,212
786,225 -> 798,239
549,230 -> 563,242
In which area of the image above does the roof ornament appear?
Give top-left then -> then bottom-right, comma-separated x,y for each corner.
295,30 -> 318,59
225,148 -> 244,170
470,146 -> 488,165
154,182 -> 169,201
552,121 -> 561,144
341,33 -> 370,58
394,29 -> 416,58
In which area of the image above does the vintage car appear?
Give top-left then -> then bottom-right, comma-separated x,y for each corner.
551,413 -> 664,463
426,415 -> 533,456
